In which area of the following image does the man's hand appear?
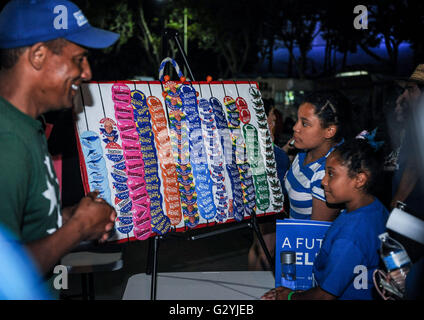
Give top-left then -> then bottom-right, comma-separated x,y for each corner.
61,204 -> 77,225
27,191 -> 116,274
71,191 -> 116,243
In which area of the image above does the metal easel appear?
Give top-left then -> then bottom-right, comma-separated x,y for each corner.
145,28 -> 274,300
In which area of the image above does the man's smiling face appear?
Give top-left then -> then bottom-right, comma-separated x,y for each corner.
39,39 -> 92,112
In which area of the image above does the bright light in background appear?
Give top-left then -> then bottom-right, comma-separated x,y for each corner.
335,71 -> 369,77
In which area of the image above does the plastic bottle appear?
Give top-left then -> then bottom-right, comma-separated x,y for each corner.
378,231 -> 411,292
280,251 -> 296,290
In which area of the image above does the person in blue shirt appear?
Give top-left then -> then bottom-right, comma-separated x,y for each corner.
0,223 -> 51,300
262,136 -> 388,300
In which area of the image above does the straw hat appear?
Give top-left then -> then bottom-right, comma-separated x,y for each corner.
408,64 -> 424,85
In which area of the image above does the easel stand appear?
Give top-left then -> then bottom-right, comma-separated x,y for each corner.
145,212 -> 275,300
143,30 -> 274,300
162,28 -> 195,81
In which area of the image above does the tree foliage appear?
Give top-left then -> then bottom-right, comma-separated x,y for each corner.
72,0 -> 423,80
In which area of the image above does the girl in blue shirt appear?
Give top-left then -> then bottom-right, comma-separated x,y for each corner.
262,137 -> 388,300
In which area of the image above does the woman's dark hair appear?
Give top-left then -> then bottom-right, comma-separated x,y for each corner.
333,138 -> 384,195
263,98 -> 274,116
270,107 -> 285,147
263,98 -> 285,147
302,90 -> 357,142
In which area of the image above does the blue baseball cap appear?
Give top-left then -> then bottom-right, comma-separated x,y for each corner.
0,0 -> 119,49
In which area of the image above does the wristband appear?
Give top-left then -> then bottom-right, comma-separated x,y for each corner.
287,291 -> 295,300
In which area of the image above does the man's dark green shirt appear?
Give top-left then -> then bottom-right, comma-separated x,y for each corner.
0,96 -> 61,244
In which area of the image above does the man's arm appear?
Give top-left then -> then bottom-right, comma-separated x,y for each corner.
27,193 -> 116,274
391,159 -> 419,208
0,134 -> 116,275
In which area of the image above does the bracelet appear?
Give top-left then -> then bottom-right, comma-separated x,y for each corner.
287,291 -> 295,300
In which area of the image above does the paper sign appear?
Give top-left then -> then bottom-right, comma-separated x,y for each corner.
275,219 -> 331,290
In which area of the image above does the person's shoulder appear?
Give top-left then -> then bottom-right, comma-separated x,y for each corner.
310,161 -> 326,182
361,198 -> 389,217
339,199 -> 388,240
0,131 -> 33,167
0,97 -> 38,137
273,144 -> 289,162
0,130 -> 30,150
0,101 -> 34,148
368,198 -> 389,224
291,151 -> 305,166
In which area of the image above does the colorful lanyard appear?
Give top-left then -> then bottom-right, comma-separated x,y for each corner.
209,93 -> 244,221
80,130 -> 112,206
112,83 -> 151,240
163,80 -> 200,229
79,85 -> 112,208
131,88 -> 171,235
235,83 -> 270,212
186,86 -> 224,222
222,92 -> 256,219
249,85 -> 284,211
146,90 -> 182,227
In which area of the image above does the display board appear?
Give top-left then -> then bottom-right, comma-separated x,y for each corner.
74,80 -> 284,242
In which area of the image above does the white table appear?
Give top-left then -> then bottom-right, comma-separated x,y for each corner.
123,271 -> 275,300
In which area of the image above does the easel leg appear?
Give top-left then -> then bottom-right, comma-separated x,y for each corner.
150,235 -> 160,300
250,215 -> 274,273
146,237 -> 153,275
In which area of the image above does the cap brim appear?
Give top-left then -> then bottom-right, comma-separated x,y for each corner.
65,26 -> 119,49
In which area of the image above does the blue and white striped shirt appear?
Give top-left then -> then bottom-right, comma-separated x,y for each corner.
284,145 -> 338,219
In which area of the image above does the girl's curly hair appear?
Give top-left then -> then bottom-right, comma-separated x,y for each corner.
333,138 -> 384,195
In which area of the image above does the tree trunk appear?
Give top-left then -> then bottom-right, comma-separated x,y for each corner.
137,4 -> 160,67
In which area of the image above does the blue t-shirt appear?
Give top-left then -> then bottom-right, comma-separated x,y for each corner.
312,199 -> 388,300
0,224 -> 51,300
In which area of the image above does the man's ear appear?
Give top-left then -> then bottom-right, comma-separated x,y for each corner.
27,42 -> 48,70
325,124 -> 337,139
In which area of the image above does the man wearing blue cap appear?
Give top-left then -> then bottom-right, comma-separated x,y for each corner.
0,0 -> 120,297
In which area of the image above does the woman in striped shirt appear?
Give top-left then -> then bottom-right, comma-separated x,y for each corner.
284,91 -> 355,221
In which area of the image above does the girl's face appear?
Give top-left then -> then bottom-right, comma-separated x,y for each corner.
292,103 -> 335,150
321,153 -> 357,205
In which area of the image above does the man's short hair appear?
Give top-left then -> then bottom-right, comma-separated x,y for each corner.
0,38 -> 68,70
0,46 -> 27,70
